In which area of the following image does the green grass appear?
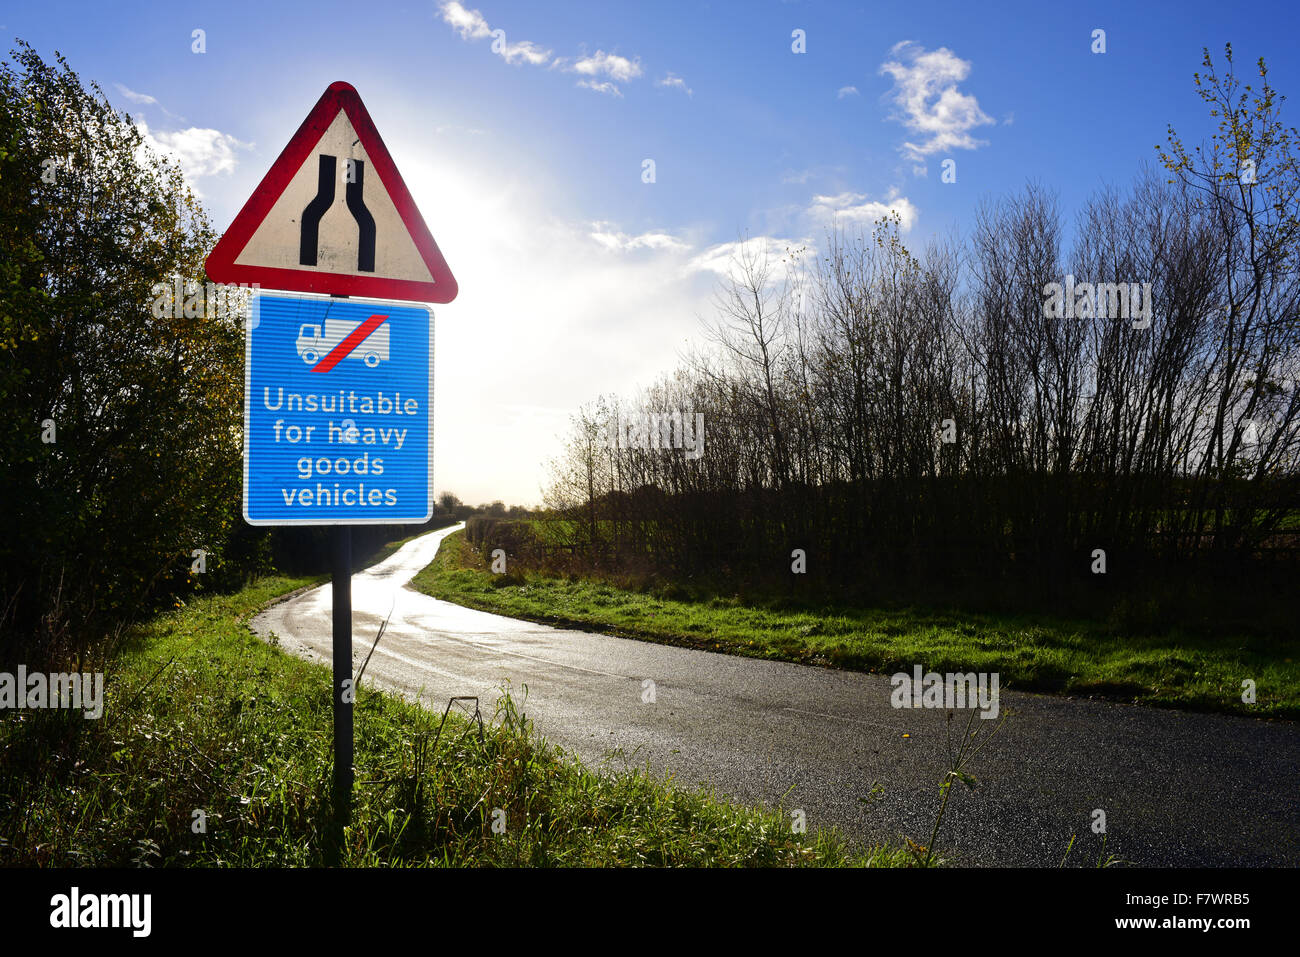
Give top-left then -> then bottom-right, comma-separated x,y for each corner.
0,574 -> 912,867
413,532 -> 1298,720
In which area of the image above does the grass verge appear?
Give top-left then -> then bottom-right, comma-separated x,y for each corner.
412,531 -> 1298,720
0,574 -> 912,867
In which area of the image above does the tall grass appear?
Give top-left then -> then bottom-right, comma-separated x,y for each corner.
416,532 -> 1298,719
0,578 -> 910,867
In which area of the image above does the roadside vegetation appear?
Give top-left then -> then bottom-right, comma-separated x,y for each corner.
0,576 -> 916,867
415,530 -> 1298,719
521,46 -> 1299,702
0,42 -> 479,674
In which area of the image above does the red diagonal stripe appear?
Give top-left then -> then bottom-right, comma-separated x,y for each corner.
312,313 -> 389,373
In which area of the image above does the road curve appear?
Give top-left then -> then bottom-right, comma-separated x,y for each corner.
250,524 -> 1299,866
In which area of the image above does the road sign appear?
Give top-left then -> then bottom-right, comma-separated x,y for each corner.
215,82 -> 457,855
243,291 -> 433,525
206,82 -> 458,303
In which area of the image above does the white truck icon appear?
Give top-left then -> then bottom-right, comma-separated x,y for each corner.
296,318 -> 390,367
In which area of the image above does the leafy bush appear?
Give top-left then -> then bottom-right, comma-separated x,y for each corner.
0,42 -> 249,664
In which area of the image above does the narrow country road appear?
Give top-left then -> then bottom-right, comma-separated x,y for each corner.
250,524 -> 1300,866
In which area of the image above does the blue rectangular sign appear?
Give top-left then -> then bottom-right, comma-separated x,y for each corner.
243,292 -> 433,525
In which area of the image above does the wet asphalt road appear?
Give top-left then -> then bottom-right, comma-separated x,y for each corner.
250,524 -> 1299,866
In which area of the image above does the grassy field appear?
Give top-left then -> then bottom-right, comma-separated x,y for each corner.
0,575 -> 914,867
413,531 -> 1298,720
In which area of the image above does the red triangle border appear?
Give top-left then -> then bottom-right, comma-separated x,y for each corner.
205,81 -> 458,304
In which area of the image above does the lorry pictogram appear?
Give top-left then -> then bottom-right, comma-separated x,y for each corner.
296,317 -> 390,367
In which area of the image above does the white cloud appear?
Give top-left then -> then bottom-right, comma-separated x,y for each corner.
879,41 -> 994,160
590,224 -> 690,252
807,190 -> 918,231
688,236 -> 809,278
571,50 -> 642,83
837,85 -> 859,99
498,39 -> 552,65
437,1 -> 554,65
437,3 -> 667,98
114,83 -> 182,120
439,0 -> 491,39
658,73 -> 692,96
114,83 -> 158,106
135,119 -> 252,194
577,80 -> 622,97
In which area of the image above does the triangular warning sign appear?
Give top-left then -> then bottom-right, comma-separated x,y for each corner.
206,82 -> 457,303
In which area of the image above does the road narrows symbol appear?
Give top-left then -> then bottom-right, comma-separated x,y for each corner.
299,155 -> 336,267
346,160 -> 376,272
312,312 -> 389,373
299,154 -> 377,272
205,82 -> 458,301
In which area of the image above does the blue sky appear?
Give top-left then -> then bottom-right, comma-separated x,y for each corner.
6,1 -> 1299,504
